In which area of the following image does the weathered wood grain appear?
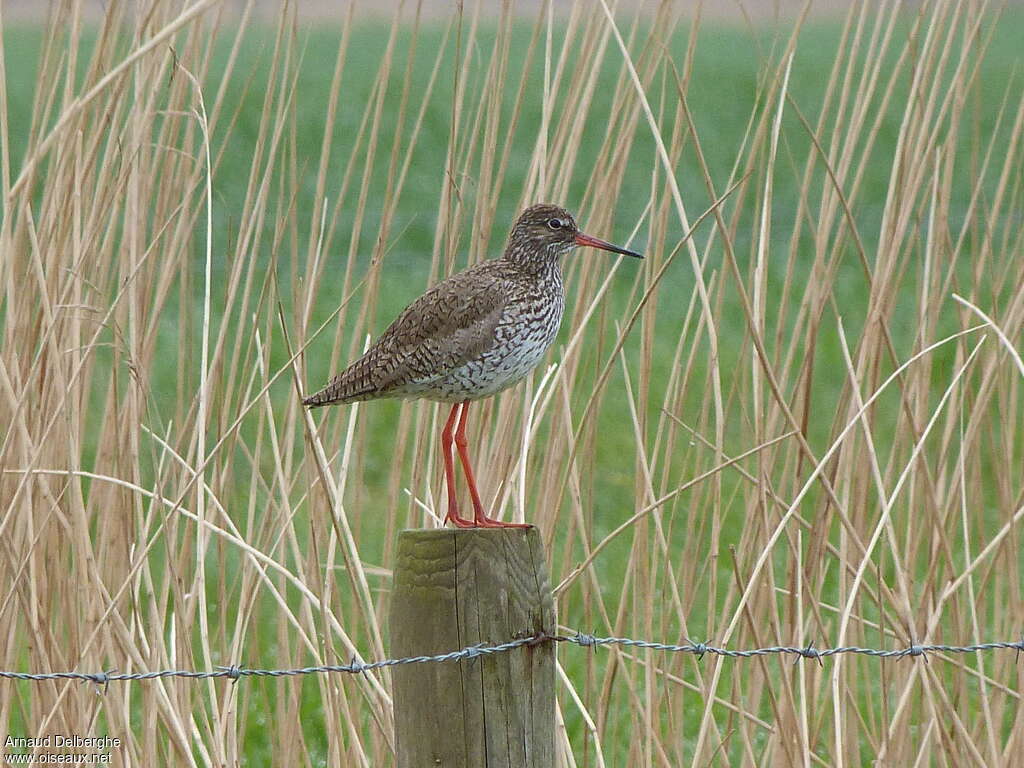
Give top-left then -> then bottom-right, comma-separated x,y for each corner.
390,528 -> 555,768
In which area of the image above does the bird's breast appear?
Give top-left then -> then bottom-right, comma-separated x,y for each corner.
413,286 -> 565,402
494,290 -> 565,367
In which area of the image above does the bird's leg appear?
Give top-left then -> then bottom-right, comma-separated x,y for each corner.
442,403 -> 474,528
454,400 -> 531,528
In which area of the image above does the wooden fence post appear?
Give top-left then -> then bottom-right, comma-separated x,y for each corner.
390,527 -> 555,768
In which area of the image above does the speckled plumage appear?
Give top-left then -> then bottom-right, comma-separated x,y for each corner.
303,256 -> 565,406
304,204 -> 587,407
303,203 -> 641,527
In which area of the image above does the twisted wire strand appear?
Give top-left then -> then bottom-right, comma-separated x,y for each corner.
559,633 -> 1024,662
2,632 -> 1020,686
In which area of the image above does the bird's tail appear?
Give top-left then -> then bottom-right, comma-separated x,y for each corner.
301,387 -> 338,408
302,353 -> 386,408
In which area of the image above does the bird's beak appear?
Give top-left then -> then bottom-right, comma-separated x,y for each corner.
574,231 -> 643,259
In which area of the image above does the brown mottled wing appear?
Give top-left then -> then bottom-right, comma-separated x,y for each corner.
303,263 -> 507,407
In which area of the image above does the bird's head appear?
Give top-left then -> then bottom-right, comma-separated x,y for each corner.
506,203 -> 643,267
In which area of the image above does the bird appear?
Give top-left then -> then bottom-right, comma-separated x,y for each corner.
303,203 -> 642,528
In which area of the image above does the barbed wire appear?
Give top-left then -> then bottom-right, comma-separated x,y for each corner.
562,633 -> 1024,663
2,631 -> 1021,688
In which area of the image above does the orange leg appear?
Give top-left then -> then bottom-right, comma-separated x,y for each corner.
454,400 -> 531,528
441,403 -> 474,528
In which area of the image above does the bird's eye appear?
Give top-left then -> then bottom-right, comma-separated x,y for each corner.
547,218 -> 563,230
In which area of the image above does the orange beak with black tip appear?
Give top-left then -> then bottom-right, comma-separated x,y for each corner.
574,232 -> 643,259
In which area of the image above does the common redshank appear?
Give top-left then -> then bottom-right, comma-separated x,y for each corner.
303,203 -> 642,527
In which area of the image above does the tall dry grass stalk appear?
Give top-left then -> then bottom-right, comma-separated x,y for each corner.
2,0 -> 1022,765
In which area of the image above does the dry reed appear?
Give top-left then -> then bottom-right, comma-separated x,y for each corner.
1,0 -> 1022,765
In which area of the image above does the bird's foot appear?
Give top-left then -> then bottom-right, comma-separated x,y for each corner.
472,512 -> 532,529
444,507 -> 477,528
444,503 -> 532,528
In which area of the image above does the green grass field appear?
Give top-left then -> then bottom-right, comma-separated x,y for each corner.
2,2 -> 1023,765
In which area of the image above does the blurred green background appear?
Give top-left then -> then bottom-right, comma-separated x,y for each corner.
4,8 -> 1022,761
